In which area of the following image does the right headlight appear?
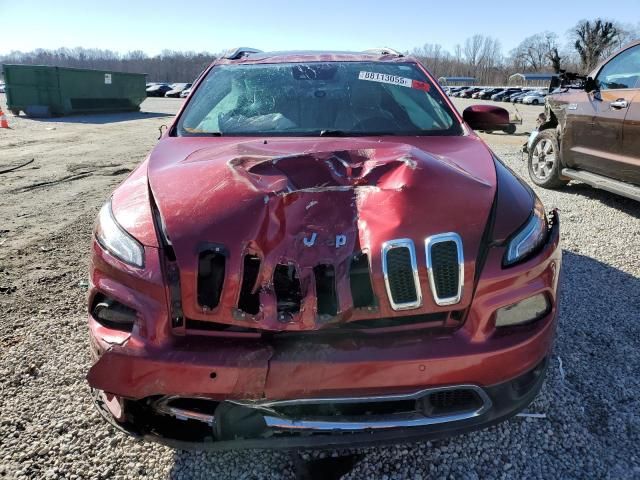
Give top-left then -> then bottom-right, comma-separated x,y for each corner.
95,200 -> 145,268
503,197 -> 548,267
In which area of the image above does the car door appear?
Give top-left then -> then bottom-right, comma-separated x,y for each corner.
569,44 -> 640,182
621,91 -> 640,184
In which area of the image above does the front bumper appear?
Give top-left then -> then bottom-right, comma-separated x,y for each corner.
91,357 -> 548,450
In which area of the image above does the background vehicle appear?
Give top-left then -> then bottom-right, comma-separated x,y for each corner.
449,86 -> 467,96
146,83 -> 172,97
492,88 -> 521,101
165,82 -> 192,97
527,40 -> 640,201
180,87 -> 191,98
459,87 -> 483,98
0,82 -> 5,93
449,87 -> 467,97
522,91 -> 546,105
510,91 -> 531,103
479,87 -> 503,99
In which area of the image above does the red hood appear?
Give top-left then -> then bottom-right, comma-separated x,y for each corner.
147,135 -> 496,331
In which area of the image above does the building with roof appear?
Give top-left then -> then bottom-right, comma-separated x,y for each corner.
508,73 -> 557,87
437,76 -> 476,86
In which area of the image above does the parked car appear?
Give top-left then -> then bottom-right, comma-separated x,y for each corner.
509,91 -> 531,103
479,88 -> 503,99
527,40 -> 640,201
491,88 -> 521,101
146,84 -> 172,97
165,83 -> 192,98
180,87 -> 191,98
448,87 -> 466,97
522,91 -> 547,105
87,48 -> 561,450
471,88 -> 488,99
459,87 -> 483,98
0,83 -> 5,93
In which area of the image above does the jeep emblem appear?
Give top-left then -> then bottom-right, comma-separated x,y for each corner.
303,233 -> 347,249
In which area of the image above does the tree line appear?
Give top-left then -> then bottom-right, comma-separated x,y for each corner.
0,48 -> 216,83
1,18 -> 638,85
411,19 -> 638,84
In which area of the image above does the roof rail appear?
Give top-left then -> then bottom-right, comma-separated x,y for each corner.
363,47 -> 404,57
222,47 -> 263,60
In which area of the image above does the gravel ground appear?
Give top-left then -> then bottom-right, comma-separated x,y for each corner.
0,96 -> 639,479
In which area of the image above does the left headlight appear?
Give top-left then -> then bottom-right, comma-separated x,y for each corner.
95,200 -> 145,268
503,197 -> 548,267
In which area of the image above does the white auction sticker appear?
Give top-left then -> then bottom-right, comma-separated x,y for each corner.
358,71 -> 431,91
104,73 -> 112,84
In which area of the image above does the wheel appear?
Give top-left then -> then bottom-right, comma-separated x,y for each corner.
528,129 -> 569,189
504,124 -> 517,134
532,99 -> 539,105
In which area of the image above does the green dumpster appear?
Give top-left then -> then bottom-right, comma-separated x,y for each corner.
2,64 -> 147,117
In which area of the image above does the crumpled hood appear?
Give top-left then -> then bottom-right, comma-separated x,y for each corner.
147,136 -> 496,330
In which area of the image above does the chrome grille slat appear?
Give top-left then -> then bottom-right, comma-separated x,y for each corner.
425,233 -> 464,306
381,239 -> 422,311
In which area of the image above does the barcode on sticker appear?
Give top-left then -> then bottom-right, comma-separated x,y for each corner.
358,71 -> 430,92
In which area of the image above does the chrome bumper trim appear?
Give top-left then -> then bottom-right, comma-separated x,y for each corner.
232,384 -> 492,432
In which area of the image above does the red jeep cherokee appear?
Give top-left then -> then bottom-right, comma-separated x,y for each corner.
87,48 -> 561,450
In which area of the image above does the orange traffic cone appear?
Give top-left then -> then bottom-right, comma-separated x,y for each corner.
0,108 -> 9,129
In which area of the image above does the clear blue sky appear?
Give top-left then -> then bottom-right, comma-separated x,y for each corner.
1,0 -> 638,55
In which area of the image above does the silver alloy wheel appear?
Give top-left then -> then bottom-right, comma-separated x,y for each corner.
531,139 -> 556,181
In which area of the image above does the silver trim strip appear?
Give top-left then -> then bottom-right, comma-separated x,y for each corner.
235,385 -> 491,432
425,233 -> 464,306
153,396 -> 216,426
381,238 -> 422,311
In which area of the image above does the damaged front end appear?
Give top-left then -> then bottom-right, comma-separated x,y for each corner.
87,133 -> 560,449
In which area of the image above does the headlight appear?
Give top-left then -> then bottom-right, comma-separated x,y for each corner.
504,198 -> 548,266
95,200 -> 145,268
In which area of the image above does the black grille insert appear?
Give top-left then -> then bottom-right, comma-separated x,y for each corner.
431,241 -> 459,299
197,248 -> 226,309
339,312 -> 447,329
274,264 -> 302,317
386,246 -> 418,305
238,254 -> 261,315
314,265 -> 337,316
349,253 -> 375,308
424,389 -> 482,416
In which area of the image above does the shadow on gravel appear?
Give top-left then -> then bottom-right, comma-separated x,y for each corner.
21,111 -> 173,124
560,184 -> 640,219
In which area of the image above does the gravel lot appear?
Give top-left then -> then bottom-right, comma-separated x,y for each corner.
0,95 -> 639,480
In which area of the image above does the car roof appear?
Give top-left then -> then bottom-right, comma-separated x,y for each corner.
215,50 -> 415,66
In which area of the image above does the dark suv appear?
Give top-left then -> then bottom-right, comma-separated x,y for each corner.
527,41 -> 640,201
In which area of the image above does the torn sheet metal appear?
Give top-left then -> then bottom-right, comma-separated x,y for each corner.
147,136 -> 496,331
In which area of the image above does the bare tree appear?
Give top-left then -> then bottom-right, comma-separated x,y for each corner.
509,32 -> 561,72
572,19 -> 619,72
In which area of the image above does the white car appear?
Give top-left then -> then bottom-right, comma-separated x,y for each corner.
180,88 -> 191,98
522,91 -> 547,105
0,83 -> 5,93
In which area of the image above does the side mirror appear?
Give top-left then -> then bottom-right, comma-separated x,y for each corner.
462,105 -> 510,131
584,76 -> 599,93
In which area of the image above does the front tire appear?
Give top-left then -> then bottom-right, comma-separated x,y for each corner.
504,123 -> 517,134
528,129 -> 569,189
